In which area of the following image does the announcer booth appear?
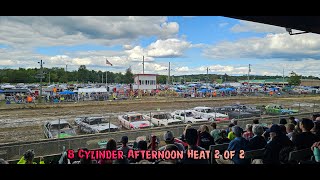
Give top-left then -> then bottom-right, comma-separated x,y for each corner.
133,74 -> 158,92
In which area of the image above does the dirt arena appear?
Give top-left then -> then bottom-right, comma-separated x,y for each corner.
1,95 -> 320,144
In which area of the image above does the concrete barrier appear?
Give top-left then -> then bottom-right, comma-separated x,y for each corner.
0,112 -> 315,161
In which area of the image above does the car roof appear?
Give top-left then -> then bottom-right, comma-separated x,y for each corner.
194,107 -> 211,109
48,119 -> 69,125
124,112 -> 143,116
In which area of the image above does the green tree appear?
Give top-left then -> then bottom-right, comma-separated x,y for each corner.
288,71 -> 301,86
124,67 -> 134,84
157,75 -> 167,84
77,65 -> 89,83
114,75 -> 122,83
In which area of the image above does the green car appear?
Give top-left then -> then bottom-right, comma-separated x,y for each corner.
265,104 -> 299,115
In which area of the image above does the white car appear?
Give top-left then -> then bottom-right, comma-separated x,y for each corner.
172,110 -> 210,123
193,106 -> 229,121
145,112 -> 183,126
118,112 -> 153,129
74,116 -> 119,134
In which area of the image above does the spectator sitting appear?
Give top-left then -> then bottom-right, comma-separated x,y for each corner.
286,123 -> 295,141
210,122 -> 221,142
253,119 -> 259,125
17,149 -> 44,164
279,118 -> 287,125
312,114 -> 320,121
197,125 -> 215,150
291,122 -> 302,142
215,130 -> 231,144
72,148 -> 95,164
263,124 -> 293,164
182,128 -> 209,164
180,124 -> 192,144
293,118 -> 320,150
289,116 -> 297,126
247,125 -> 267,150
98,139 -> 117,164
118,136 -> 132,157
227,124 -> 236,141
228,126 -> 250,164
131,140 -> 148,164
311,121 -> 320,138
158,144 -> 180,164
217,126 -> 250,164
243,124 -> 254,140
158,131 -> 185,151
279,124 -> 287,135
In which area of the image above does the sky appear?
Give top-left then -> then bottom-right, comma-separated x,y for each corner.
0,16 -> 320,77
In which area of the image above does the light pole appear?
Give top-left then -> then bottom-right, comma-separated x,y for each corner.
37,60 -> 45,103
166,62 -> 173,85
206,67 -> 212,90
248,64 -> 251,91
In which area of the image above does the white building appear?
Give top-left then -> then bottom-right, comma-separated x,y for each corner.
132,74 -> 158,91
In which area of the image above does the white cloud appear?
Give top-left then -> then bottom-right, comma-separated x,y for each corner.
176,66 -> 189,72
219,22 -> 229,28
146,39 -> 191,58
230,20 -> 286,34
203,33 -> 320,60
0,16 -> 179,49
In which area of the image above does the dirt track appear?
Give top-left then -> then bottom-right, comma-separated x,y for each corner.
1,95 -> 320,144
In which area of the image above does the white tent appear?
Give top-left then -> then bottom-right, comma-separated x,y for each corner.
77,88 -> 108,93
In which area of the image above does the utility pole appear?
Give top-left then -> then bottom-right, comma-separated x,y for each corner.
206,67 -> 209,90
65,64 -> 68,84
101,72 -> 104,83
248,64 -> 251,90
282,68 -> 285,87
37,60 -> 45,103
49,71 -> 51,84
167,62 -> 171,85
106,70 -> 108,90
142,56 -> 144,74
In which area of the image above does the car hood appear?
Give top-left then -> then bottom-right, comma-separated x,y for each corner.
130,121 -> 152,128
90,123 -> 118,131
203,113 -> 228,118
155,119 -> 182,123
281,109 -> 299,113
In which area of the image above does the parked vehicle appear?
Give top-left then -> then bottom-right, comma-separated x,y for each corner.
172,110 -> 209,123
75,116 -> 119,134
231,104 -> 261,116
118,112 -> 153,129
193,106 -> 229,121
43,119 -> 77,139
145,112 -> 183,126
265,104 -> 299,115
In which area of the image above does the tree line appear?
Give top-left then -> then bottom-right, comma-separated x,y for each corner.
0,65 -> 318,85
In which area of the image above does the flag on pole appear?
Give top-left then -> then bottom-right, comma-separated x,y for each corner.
106,59 -> 113,66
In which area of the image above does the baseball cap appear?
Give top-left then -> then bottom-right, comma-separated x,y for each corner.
164,131 -> 174,141
121,136 -> 128,144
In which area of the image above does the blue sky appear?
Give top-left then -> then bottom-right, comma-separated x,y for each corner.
0,16 -> 320,76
